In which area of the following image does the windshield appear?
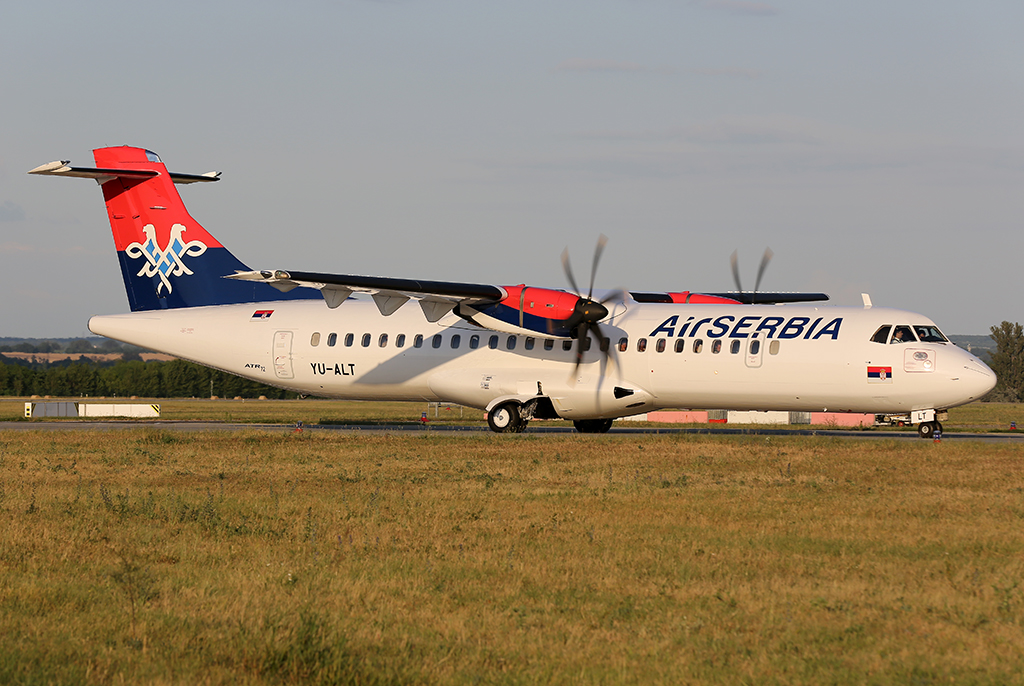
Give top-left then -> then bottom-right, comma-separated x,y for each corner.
890,326 -> 916,344
913,325 -> 948,343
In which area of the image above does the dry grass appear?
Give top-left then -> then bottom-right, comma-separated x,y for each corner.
0,398 -> 482,425
1,429 -> 1023,684
5,399 -> 1024,434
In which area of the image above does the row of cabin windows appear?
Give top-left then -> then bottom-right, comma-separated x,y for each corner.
623,337 -> 781,356
309,332 -> 535,351
309,331 -> 781,356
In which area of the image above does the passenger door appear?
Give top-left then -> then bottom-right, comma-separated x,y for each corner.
273,331 -> 295,379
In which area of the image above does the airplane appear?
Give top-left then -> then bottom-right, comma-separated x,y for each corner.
29,146 -> 996,437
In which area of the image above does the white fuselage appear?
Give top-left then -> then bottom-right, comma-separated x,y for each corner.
89,298 -> 996,418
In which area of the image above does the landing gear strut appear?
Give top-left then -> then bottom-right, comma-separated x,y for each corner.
487,401 -> 527,434
573,418 -> 614,434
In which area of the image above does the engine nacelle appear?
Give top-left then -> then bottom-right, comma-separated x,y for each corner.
455,285 -> 585,339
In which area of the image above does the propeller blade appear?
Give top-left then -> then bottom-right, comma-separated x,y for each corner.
593,322 -> 619,378
519,287 -> 527,329
588,234 -> 608,300
568,322 -> 590,385
753,247 -> 774,294
561,247 -> 581,296
598,289 -> 624,306
730,250 -> 743,293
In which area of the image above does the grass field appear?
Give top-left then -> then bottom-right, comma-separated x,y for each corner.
1,429 -> 1023,684
3,398 -> 1023,432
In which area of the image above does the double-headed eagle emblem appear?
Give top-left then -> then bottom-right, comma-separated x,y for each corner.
125,224 -> 207,294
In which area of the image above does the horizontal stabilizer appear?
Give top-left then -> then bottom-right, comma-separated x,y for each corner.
28,160 -> 221,185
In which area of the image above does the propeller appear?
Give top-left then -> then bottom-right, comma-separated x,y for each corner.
561,235 -> 622,381
730,247 -> 774,302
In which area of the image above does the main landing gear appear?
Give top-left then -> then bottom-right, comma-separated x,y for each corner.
573,419 -> 614,434
917,421 -> 943,439
487,401 -> 527,434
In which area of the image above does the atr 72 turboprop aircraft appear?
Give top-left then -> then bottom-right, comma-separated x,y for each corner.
30,146 -> 996,436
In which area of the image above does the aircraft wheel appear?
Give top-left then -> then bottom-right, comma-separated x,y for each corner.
917,421 -> 935,439
574,418 -> 614,434
488,402 -> 524,434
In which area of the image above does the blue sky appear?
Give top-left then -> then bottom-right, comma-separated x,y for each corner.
2,0 -> 1022,336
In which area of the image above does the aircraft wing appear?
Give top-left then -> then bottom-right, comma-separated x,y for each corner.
226,269 -> 506,322
697,292 -> 829,304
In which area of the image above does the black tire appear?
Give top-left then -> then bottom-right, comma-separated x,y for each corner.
917,421 -> 935,439
488,402 -> 524,434
573,418 -> 614,434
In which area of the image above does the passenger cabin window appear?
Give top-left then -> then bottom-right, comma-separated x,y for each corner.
345,333 -> 354,347
563,340 -> 573,351
581,337 -> 591,352
730,340 -> 740,354
890,326 -> 916,344
361,333 -> 371,347
451,334 -> 461,348
379,333 -> 388,347
870,325 -> 891,344
396,334 -> 406,348
637,338 -> 647,353
470,335 -> 480,349
693,339 -> 703,353
618,338 -> 628,352
506,336 -> 516,350
327,333 -> 337,347
525,337 -> 535,350
712,340 -> 722,354
599,337 -> 609,352
656,339 -> 666,353
413,334 -> 424,348
432,334 -> 443,349
769,340 -> 780,355
914,325 -> 948,343
675,339 -> 685,353
544,339 -> 554,351
489,335 -> 499,350
310,332 -> 321,346
750,339 -> 760,355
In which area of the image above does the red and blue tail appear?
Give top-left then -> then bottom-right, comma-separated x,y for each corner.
30,146 -> 319,311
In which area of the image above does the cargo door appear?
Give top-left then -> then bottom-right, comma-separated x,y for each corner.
273,331 -> 295,379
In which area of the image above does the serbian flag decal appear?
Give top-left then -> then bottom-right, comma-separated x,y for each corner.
251,309 -> 274,320
867,366 -> 892,383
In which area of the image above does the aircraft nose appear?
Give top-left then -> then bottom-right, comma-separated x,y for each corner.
960,355 -> 997,400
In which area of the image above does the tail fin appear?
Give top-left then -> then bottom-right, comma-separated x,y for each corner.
30,146 -> 318,311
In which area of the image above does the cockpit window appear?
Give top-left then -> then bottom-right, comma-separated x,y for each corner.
890,326 -> 916,344
870,325 -> 892,344
913,325 -> 948,343
145,150 -> 162,163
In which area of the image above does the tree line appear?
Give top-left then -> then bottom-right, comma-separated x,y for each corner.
988,321 -> 1024,402
0,357 -> 297,399
0,338 -> 142,355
